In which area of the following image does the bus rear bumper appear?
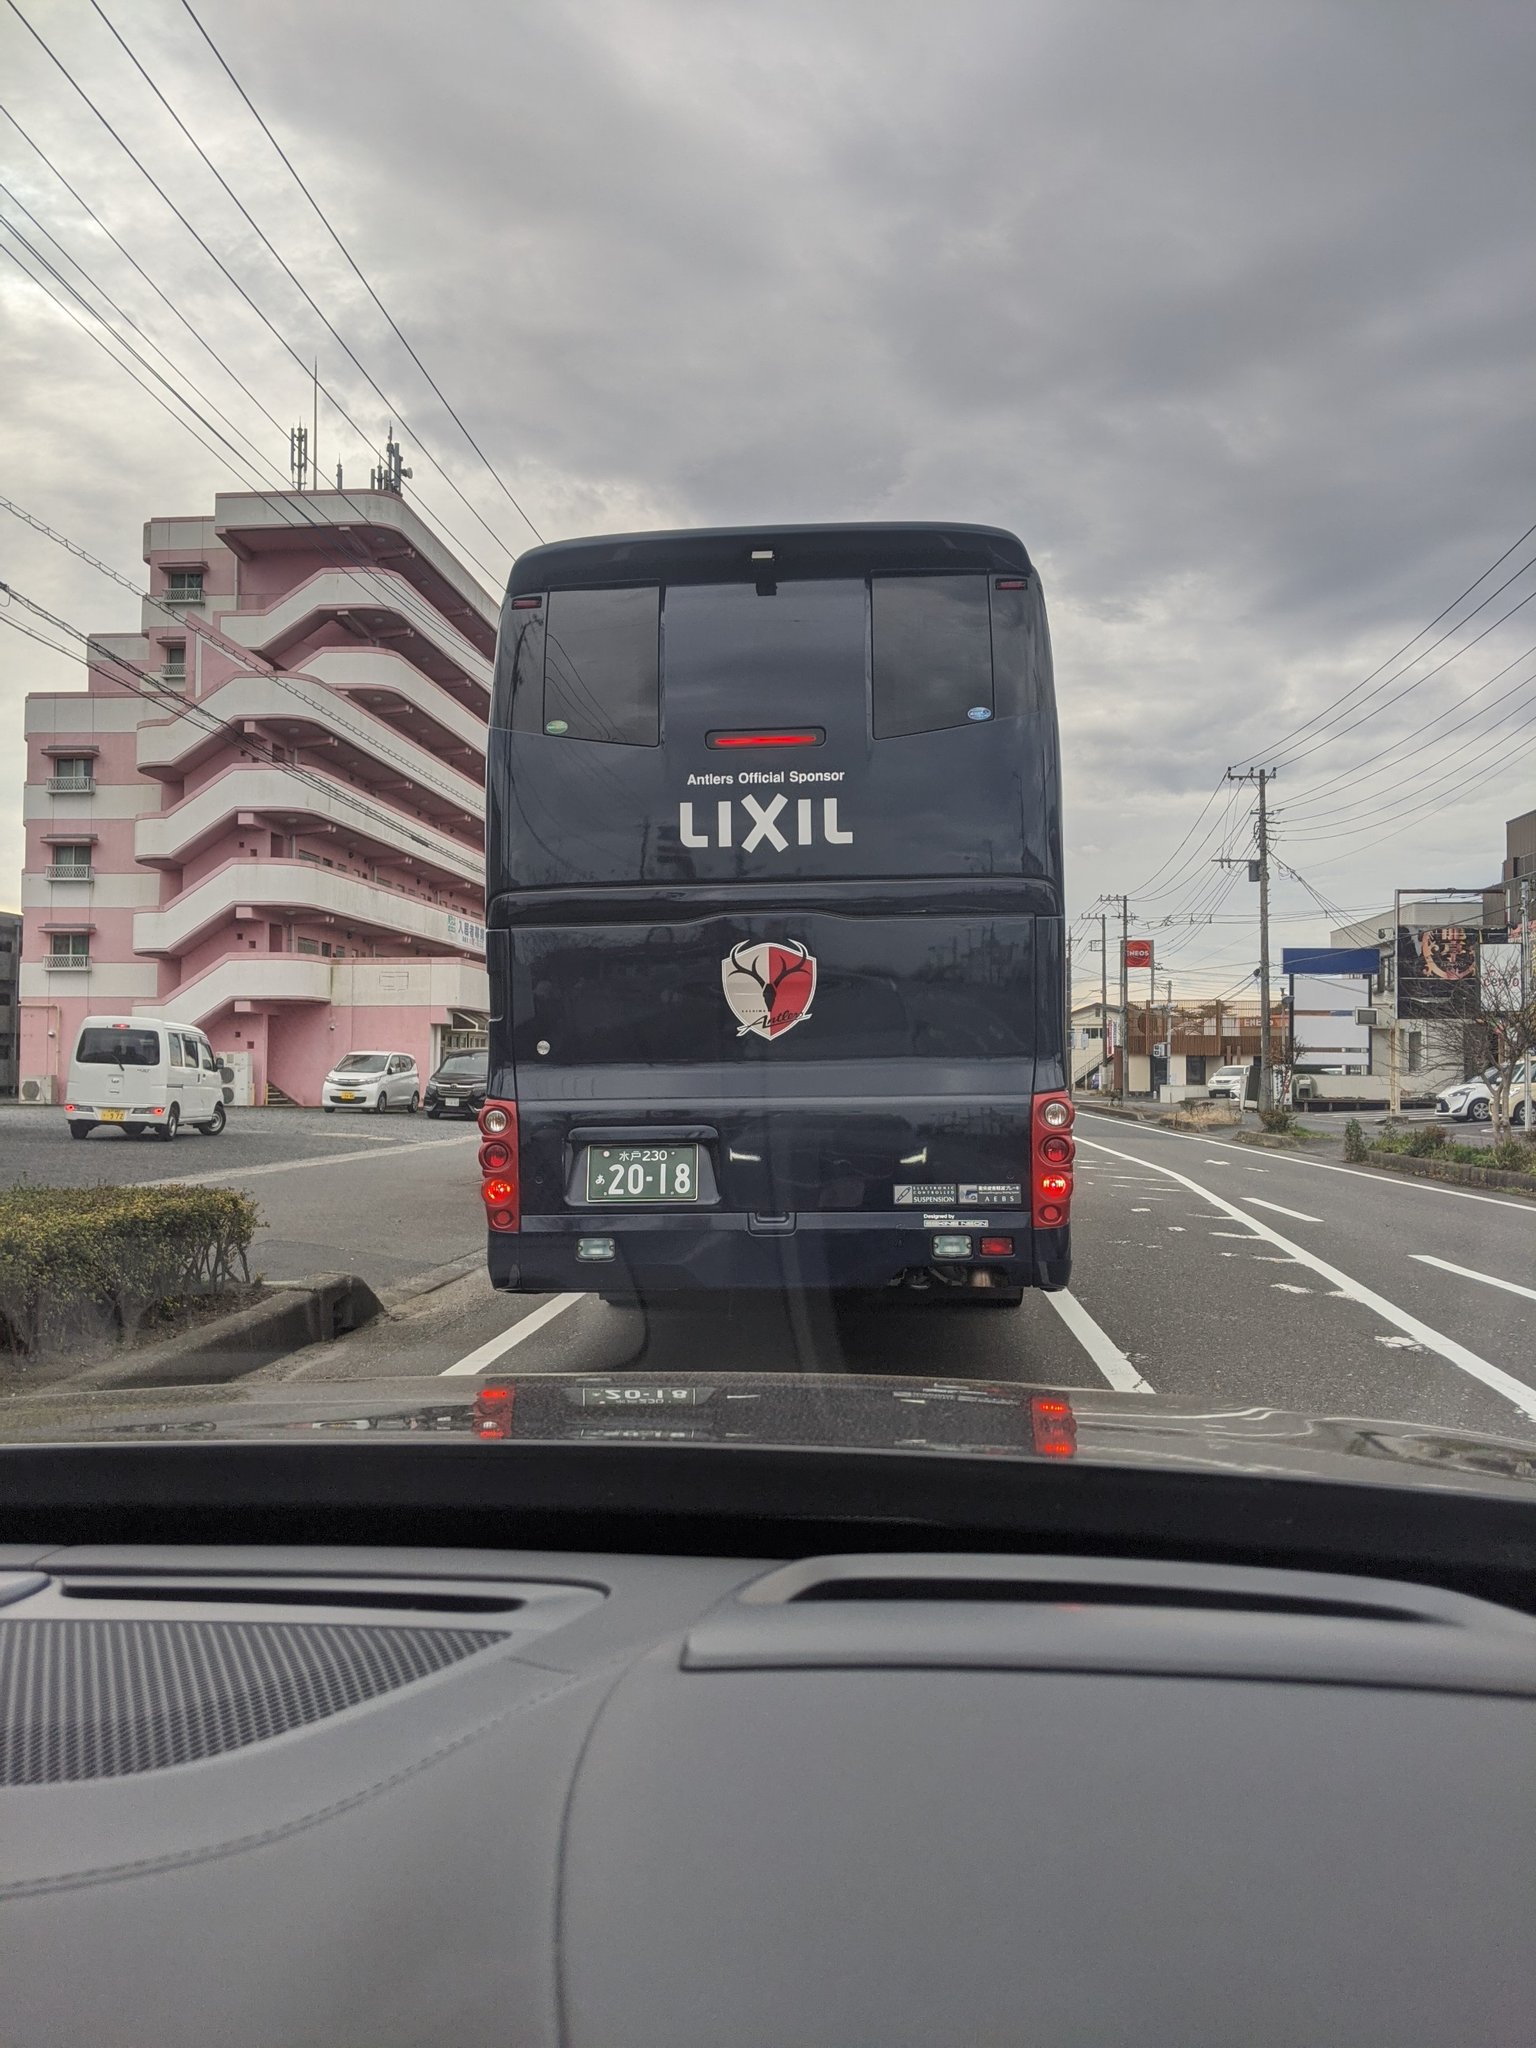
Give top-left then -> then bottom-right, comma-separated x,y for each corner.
488,1217 -> 1071,1296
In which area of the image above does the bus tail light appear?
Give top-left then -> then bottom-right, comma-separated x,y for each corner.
479,1100 -> 519,1231
472,1384 -> 515,1438
1030,1394 -> 1077,1457
1032,1091 -> 1075,1229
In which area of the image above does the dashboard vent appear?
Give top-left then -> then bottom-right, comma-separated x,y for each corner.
0,1619 -> 501,1785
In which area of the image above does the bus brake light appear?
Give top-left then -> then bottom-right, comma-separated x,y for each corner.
707,729 -> 824,749
1030,1394 -> 1077,1456
1031,1091 -> 1075,1229
479,1100 -> 519,1230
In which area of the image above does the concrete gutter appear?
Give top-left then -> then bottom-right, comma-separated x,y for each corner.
72,1273 -> 384,1391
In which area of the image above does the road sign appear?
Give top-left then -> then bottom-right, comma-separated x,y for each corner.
1124,938 -> 1153,969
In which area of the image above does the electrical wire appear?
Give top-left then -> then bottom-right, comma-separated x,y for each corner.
85,0 -> 526,569
4,0 -> 503,587
176,0 -> 543,546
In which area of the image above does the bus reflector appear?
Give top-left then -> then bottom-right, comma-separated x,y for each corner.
979,1235 -> 1014,1257
995,577 -> 1026,590
510,594 -> 542,609
1031,1092 -> 1075,1229
707,729 -> 824,749
1030,1394 -> 1076,1456
479,1100 -> 519,1230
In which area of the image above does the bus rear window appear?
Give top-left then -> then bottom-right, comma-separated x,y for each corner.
871,574 -> 993,738
544,586 -> 660,745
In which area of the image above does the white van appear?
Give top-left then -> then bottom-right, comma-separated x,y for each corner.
63,1015 -> 226,1141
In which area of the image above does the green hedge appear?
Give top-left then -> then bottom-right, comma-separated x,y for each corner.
0,1184 -> 258,1357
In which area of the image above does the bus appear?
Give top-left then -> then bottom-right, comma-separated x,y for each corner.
480,522 -> 1072,1307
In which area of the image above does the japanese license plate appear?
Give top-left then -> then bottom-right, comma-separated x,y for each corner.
337,1091 -> 362,1102
99,1109 -> 124,1122
583,1144 -> 699,1204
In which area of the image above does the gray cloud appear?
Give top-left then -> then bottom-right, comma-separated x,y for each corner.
2,0 -> 1532,983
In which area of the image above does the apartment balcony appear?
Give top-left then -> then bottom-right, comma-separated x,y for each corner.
46,776 -> 95,796
133,859 -> 487,960
45,865 -> 93,883
43,953 -> 91,971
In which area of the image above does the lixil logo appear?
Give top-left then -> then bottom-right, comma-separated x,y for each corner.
678,796 -> 853,851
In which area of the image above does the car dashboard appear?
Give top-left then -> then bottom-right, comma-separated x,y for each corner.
2,1524 -> 1534,2046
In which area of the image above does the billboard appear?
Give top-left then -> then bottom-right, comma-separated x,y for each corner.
1395,925 -> 1506,1019
1123,938 -> 1153,970
1291,975 -> 1371,1068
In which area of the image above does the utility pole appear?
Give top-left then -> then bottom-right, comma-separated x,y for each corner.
1523,875 -> 1533,1134
1099,907 -> 1108,1091
1119,893 -> 1129,1101
1224,768 -> 1276,1112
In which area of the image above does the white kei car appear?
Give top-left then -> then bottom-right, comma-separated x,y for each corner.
321,1052 -> 421,1114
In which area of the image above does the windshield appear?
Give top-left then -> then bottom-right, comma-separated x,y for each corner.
2,3 -> 1533,1531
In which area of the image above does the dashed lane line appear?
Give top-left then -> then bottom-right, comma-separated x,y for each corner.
1044,1288 -> 1154,1393
1243,1197 -> 1324,1224
1409,1255 -> 1536,1304
1077,1133 -> 1536,1423
440,1292 -> 587,1376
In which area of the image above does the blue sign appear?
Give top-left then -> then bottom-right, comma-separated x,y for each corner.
1281,947 -> 1379,978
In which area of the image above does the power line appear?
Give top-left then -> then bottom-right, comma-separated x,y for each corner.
177,0 -> 544,547
1263,515 -> 1536,763
4,0 -> 503,587
0,97 -> 287,438
85,0 -> 528,567
2,580 -> 480,871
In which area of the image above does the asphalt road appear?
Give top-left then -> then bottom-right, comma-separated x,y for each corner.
0,1103 -> 481,1289
238,1107 -> 1536,1447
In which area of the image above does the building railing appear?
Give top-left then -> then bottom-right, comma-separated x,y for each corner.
45,865 -> 93,882
46,775 -> 95,795
44,954 -> 91,971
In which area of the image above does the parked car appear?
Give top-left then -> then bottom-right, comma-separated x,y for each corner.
1207,1063 -> 1252,1103
1437,1063 -> 1532,1125
423,1050 -> 488,1120
321,1052 -> 420,1113
63,1015 -> 226,1140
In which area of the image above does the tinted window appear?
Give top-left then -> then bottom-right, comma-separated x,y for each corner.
76,1027 -> 160,1066
334,1054 -> 387,1073
544,586 -> 660,745
436,1054 -> 487,1079
871,574 -> 993,738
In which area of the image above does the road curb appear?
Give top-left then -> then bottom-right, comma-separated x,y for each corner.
377,1251 -> 484,1310
1362,1150 -> 1536,1200
70,1273 -> 384,1390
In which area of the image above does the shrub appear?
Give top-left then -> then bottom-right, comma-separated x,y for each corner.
1342,1118 -> 1368,1162
1488,1137 -> 1536,1174
1257,1106 -> 1297,1134
1403,1124 -> 1449,1157
0,1184 -> 258,1357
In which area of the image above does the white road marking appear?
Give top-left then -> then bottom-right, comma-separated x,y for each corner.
1271,1283 -> 1312,1294
1077,1133 -> 1536,1422
1076,1112 -> 1536,1213
139,1131 -> 477,1189
1244,1197 -> 1324,1224
1376,1335 -> 1423,1351
440,1292 -> 586,1376
1044,1288 -> 1153,1392
1210,1230 -> 1258,1238
1410,1255 -> 1536,1303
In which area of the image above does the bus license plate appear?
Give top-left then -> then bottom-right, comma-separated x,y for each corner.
584,1145 -> 699,1204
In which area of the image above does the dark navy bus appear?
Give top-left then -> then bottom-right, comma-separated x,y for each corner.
480,523 -> 1072,1307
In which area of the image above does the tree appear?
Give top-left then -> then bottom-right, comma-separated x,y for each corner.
1473,943 -> 1536,1143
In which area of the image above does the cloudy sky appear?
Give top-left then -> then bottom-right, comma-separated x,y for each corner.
2,0 -> 1532,993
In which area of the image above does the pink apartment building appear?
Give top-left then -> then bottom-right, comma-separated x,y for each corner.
18,488 -> 494,1106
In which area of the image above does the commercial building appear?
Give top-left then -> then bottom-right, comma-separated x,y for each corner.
18,489 -> 494,1106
